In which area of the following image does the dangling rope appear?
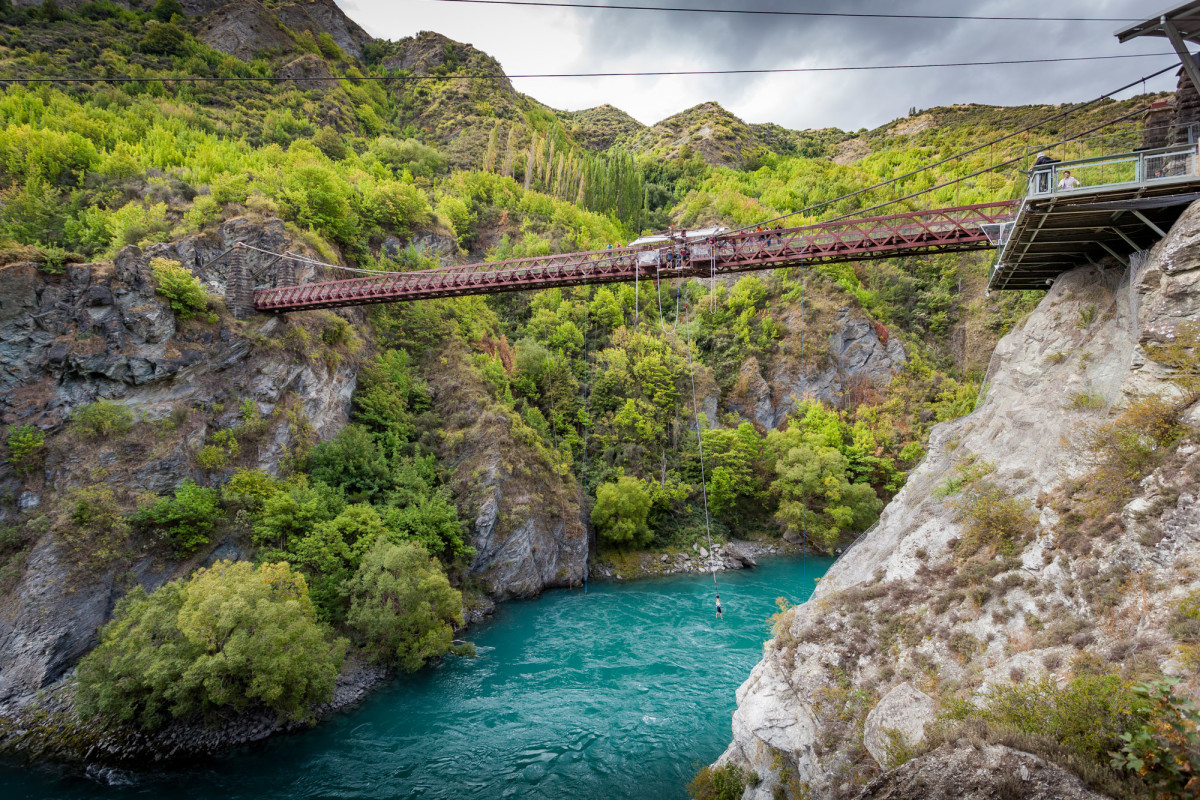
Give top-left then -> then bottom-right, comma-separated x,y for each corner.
582,262 -> 591,593
683,302 -> 719,599
634,258 -> 640,328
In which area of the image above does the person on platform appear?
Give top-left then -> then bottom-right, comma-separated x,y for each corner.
1058,170 -> 1081,191
1032,152 -> 1058,193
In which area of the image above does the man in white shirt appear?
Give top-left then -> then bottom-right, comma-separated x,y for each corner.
1058,170 -> 1081,191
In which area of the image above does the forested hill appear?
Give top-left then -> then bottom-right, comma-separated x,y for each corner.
0,0 -> 1176,761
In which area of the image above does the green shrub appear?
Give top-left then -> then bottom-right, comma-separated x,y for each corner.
953,482 -> 1037,561
946,674 -> 1146,766
591,475 -> 653,549
150,257 -> 208,319
134,479 -> 220,556
151,0 -> 182,22
345,539 -> 466,671
196,428 -> 240,470
321,314 -> 352,347
687,764 -> 750,800
57,485 -> 130,565
139,22 -> 188,56
71,400 -> 134,438
76,560 -> 345,729
220,468 -> 282,512
6,424 -> 44,473
1113,678 -> 1200,799
312,126 -> 348,161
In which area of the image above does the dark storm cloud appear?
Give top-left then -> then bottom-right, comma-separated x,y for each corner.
345,0 -> 1178,130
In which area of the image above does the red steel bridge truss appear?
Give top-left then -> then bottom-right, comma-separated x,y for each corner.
253,201 -> 1019,313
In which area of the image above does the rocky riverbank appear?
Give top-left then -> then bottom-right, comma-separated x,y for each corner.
590,538 -> 813,581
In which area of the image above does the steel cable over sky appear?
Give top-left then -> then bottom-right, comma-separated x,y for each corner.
0,54 -> 1177,83
427,0 -> 1143,23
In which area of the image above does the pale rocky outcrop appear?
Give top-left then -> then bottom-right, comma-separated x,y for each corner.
716,202 -> 1200,798
855,741 -> 1112,800
861,684 -> 935,767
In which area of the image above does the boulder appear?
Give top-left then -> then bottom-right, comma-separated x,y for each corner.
854,741 -> 1113,800
863,683 -> 936,767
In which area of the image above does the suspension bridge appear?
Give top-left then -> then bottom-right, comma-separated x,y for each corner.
251,202 -> 1016,313
242,138 -> 1200,315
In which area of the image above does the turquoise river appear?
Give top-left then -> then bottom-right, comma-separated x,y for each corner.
1,556 -> 833,800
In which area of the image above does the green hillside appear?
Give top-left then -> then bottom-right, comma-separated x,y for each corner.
0,0 -> 1172,734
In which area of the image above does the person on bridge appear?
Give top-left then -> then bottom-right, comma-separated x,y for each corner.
1058,170 -> 1081,191
715,593 -> 723,621
1033,152 -> 1058,193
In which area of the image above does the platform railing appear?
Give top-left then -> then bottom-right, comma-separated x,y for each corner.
1027,142 -> 1200,198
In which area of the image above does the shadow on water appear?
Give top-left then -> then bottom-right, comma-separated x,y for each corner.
0,556 -> 833,800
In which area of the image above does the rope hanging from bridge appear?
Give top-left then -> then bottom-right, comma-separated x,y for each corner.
683,301 -> 720,604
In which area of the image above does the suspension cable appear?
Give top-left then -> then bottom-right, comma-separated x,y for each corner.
721,61 -> 1178,236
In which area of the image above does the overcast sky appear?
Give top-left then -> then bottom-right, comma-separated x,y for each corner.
335,0 -> 1178,131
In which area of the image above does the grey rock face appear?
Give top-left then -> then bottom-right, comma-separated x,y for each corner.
197,1 -> 295,61
716,200 -> 1200,798
428,347 -> 587,600
862,684 -> 936,767
854,742 -> 1113,800
0,540 -> 175,712
727,308 -> 905,429
274,0 -> 374,59
0,223 -> 360,713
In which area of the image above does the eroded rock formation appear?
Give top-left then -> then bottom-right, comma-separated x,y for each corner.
716,202 -> 1200,798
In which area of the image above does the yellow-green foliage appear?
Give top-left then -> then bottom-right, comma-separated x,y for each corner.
75,560 -> 345,729
345,539 -> 466,672
953,482 -> 1037,561
687,764 -> 752,800
71,400 -> 133,438
945,674 -> 1146,767
5,424 -> 44,473
150,257 -> 207,319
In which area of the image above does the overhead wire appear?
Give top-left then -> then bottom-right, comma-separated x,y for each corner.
428,0 -> 1143,23
0,54 -> 1177,84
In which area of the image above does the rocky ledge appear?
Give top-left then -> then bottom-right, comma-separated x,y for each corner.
590,539 -> 805,581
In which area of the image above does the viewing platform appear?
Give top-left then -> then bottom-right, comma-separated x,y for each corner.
988,142 -> 1200,290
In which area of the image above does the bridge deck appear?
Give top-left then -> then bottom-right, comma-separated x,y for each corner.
989,143 -> 1200,290
254,203 -> 1017,312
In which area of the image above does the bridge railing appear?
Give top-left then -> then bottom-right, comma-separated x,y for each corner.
253,202 -> 1018,311
1027,142 -> 1200,198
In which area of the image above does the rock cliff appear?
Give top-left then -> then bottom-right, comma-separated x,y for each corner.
0,223 -> 362,714
426,343 -> 588,600
716,202 -> 1200,798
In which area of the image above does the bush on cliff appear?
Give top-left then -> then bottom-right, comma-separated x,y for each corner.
76,560 -> 345,729
150,257 -> 208,319
591,475 -> 653,549
134,479 -> 220,557
346,539 -> 466,671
